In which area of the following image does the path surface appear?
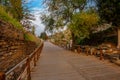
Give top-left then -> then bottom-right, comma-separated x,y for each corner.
31,42 -> 120,80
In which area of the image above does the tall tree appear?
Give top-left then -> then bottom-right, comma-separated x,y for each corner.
0,0 -> 35,32
95,0 -> 120,47
68,11 -> 99,39
40,32 -> 48,40
42,0 -> 99,48
0,0 -> 9,5
9,0 -> 23,21
42,0 -> 88,47
0,0 -> 23,21
20,0 -> 35,30
96,0 -> 120,26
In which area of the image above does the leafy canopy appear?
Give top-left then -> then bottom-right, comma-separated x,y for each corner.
68,10 -> 99,38
42,0 -> 88,32
95,0 -> 120,26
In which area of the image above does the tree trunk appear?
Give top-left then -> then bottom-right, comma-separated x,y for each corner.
0,0 -> 1,4
71,32 -> 75,50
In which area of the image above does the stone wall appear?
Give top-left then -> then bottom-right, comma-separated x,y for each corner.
0,20 -> 37,72
0,19 -> 24,40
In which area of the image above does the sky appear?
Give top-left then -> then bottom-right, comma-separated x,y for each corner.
27,0 -> 45,36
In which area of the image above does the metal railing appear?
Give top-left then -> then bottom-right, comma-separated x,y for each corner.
0,42 -> 44,80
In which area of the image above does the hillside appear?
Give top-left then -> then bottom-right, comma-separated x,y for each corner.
0,5 -> 41,44
0,6 -> 41,72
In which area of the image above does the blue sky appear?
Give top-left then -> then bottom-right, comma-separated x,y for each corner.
27,0 -> 44,11
27,0 -> 45,36
27,0 -> 43,7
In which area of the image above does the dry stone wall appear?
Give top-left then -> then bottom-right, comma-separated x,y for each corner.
0,19 -> 24,40
0,20 -> 37,72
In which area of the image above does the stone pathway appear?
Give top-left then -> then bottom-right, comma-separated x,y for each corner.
31,41 -> 120,80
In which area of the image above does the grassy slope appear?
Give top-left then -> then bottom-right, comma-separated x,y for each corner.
0,6 -> 23,30
0,6 -> 40,43
24,32 -> 41,44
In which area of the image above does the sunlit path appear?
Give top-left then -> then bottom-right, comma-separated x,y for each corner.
31,41 -> 120,80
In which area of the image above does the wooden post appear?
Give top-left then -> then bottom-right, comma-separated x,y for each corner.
100,48 -> 103,60
86,47 -> 89,56
77,46 -> 81,54
37,49 -> 40,60
27,58 -> 31,80
0,72 -> 5,80
118,28 -> 120,48
36,51 -> 39,61
34,54 -> 36,66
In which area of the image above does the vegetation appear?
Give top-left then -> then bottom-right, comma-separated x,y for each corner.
0,5 -> 39,43
79,27 -> 117,46
0,0 -> 35,30
95,0 -> 120,27
68,11 -> 99,38
0,0 -> 119,46
39,32 -> 48,40
42,0 -> 99,47
0,0 -> 23,21
42,0 -> 88,31
94,0 -> 120,46
0,5 -> 23,30
24,32 -> 41,43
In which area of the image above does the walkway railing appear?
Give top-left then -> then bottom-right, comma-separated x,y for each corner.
0,42 -> 44,80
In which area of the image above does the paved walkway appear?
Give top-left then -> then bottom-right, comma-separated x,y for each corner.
31,42 -> 120,80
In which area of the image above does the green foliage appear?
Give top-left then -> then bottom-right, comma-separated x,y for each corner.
43,0 -> 100,46
24,33 -> 34,41
31,26 -> 35,35
0,6 -> 23,30
0,0 -> 23,21
78,28 -> 117,46
9,0 -> 23,21
41,14 -> 54,33
24,32 -> 41,43
96,0 -> 120,26
40,32 -> 47,40
43,0 -> 88,32
0,6 -> 40,43
68,11 -> 99,38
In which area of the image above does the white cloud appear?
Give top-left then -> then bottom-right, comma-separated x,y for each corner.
31,8 -> 45,36
25,0 -> 48,36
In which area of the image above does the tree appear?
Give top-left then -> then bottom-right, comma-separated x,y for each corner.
0,0 -> 23,21
42,0 -> 88,48
42,0 -> 99,49
40,32 -> 48,40
68,11 -> 99,39
31,26 -> 35,35
0,0 -> 35,31
95,0 -> 120,47
9,0 -> 23,21
95,0 -> 120,26
0,0 -> 9,5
